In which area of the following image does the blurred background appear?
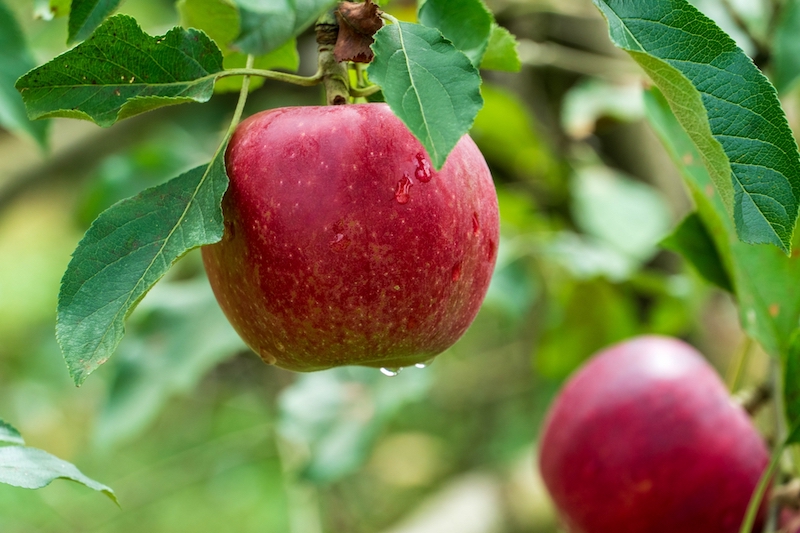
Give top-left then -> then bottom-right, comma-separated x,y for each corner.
0,0 -> 786,531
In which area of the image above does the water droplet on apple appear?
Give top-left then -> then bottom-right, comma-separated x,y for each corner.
329,232 -> 350,252
451,262 -> 462,281
414,153 -> 432,183
472,212 -> 480,234
380,367 -> 402,377
259,350 -> 277,365
395,174 -> 413,204
275,342 -> 286,352
414,358 -> 435,369
487,239 -> 497,262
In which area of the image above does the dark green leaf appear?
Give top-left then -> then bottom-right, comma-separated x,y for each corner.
0,0 -> 48,147
67,0 -> 122,44
57,157 -> 229,385
785,333 -> 800,441
0,446 -> 116,502
594,0 -> 800,253
0,420 -> 24,446
417,0 -> 493,67
233,0 -> 335,56
661,212 -> 733,292
645,87 -> 800,358
368,21 -> 482,170
773,0 -> 800,94
479,24 -> 520,72
16,15 -> 224,128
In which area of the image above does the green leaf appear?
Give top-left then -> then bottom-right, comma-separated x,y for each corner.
0,0 -> 48,147
16,14 -> 224,128
0,420 -> 24,446
661,212 -> 734,292
233,0 -> 335,56
785,333 -> 800,439
67,0 -> 122,44
645,87 -> 800,358
417,0 -> 493,67
368,21 -> 482,170
479,24 -> 520,72
773,0 -> 800,94
594,0 -> 800,253
0,446 -> 116,502
57,157 -> 229,385
177,0 -> 240,47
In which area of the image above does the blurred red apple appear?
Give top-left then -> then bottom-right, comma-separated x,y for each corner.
202,103 -> 499,372
538,335 -> 769,533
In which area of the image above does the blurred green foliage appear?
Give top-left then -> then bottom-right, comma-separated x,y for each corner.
0,0 -> 791,532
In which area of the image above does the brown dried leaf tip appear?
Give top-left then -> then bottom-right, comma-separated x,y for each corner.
334,0 -> 383,63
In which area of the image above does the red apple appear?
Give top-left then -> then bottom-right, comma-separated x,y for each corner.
538,335 -> 769,533
202,103 -> 499,372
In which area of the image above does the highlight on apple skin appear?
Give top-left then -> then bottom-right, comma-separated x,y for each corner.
538,335 -> 769,533
202,103 -> 499,372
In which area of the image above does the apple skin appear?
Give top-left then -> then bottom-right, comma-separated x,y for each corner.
538,335 -> 769,533
202,103 -> 499,372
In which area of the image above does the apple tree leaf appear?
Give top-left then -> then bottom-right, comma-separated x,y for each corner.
480,24 -> 520,72
16,14 -> 224,128
417,0 -> 493,68
0,419 -> 24,446
0,0 -> 48,147
67,0 -> 122,44
57,156 -> 228,386
0,446 -> 116,502
594,0 -> 800,254
0,418 -> 115,501
660,212 -> 733,292
232,0 -> 336,56
368,21 -> 482,170
773,0 -> 800,94
644,87 -> 800,359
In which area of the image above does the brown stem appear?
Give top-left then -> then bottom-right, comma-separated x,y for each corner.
315,11 -> 350,105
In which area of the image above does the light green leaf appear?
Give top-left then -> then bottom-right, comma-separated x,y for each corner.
0,0 -> 48,147
177,0 -> 240,47
67,0 -> 122,44
0,446 -> 116,502
57,157 -> 229,385
479,24 -> 520,72
773,0 -> 800,94
417,0 -> 493,67
644,87 -> 800,358
16,15 -> 224,128
594,0 -> 800,253
0,420 -> 24,446
661,212 -> 733,292
34,0 -> 70,20
368,21 -> 482,170
233,0 -> 335,56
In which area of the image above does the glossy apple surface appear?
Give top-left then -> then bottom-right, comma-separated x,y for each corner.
202,103 -> 499,372
538,335 -> 768,533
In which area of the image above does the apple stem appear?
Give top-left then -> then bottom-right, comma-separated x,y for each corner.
316,11 -> 351,105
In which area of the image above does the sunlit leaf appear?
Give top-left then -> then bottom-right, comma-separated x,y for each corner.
16,15 -> 224,127
67,0 -> 122,44
594,0 -> 800,253
645,87 -> 800,358
368,21 -> 482,169
57,156 -> 229,385
479,24 -> 520,72
417,0 -> 493,67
